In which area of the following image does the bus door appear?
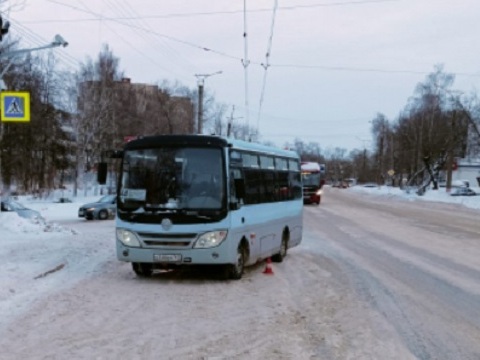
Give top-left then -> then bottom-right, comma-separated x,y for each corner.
228,167 -> 262,263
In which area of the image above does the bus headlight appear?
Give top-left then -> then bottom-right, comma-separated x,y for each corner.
316,189 -> 323,196
194,230 -> 228,248
116,228 -> 141,247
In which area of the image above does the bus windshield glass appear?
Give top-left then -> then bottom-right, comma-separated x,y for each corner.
119,147 -> 225,212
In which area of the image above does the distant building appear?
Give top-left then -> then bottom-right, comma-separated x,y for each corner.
453,157 -> 480,187
77,77 -> 195,143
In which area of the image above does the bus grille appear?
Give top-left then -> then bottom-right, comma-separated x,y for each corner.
303,187 -> 316,196
137,232 -> 198,248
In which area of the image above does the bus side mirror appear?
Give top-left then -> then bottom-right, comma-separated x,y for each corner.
234,178 -> 245,199
229,199 -> 243,210
97,162 -> 108,184
229,177 -> 245,210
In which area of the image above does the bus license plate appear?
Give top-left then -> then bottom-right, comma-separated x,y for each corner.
154,254 -> 182,262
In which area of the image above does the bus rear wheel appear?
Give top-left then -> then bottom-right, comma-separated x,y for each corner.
132,262 -> 153,277
272,232 -> 288,263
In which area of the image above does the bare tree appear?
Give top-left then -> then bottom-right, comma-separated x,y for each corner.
379,65 -> 471,193
0,51 -> 72,195
76,44 -> 123,167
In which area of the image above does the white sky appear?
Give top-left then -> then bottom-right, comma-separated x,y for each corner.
6,0 -> 480,151
1,185 -> 480,334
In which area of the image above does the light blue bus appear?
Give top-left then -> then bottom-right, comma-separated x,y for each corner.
103,135 -> 303,280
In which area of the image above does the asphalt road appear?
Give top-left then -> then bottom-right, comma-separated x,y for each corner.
302,187 -> 480,359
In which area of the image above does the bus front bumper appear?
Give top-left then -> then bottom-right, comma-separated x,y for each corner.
116,241 -> 235,265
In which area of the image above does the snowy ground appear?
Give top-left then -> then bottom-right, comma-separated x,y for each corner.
2,185 -> 478,325
1,185 -> 479,358
1,192 -> 109,326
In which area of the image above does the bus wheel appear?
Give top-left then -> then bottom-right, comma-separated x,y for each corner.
228,245 -> 246,280
132,262 -> 153,277
272,233 -> 288,263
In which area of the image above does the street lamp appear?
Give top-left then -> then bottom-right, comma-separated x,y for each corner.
194,71 -> 222,134
0,34 -> 69,90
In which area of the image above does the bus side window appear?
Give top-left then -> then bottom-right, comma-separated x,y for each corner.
234,178 -> 246,200
230,169 -> 245,207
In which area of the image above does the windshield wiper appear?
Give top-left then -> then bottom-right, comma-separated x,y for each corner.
184,210 -> 213,220
143,206 -> 179,213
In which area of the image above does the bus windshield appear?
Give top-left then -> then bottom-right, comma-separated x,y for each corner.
119,147 -> 225,213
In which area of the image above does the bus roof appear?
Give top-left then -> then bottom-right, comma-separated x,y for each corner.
227,137 -> 299,159
123,134 -> 299,159
301,162 -> 321,172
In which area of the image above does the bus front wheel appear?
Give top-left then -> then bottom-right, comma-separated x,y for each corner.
132,262 -> 153,277
227,245 -> 246,280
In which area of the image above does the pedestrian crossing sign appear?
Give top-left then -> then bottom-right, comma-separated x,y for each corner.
1,91 -> 31,122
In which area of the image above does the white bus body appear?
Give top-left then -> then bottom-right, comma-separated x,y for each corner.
114,135 -> 303,279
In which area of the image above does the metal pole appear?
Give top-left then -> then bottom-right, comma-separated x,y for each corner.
197,81 -> 204,134
194,71 -> 222,135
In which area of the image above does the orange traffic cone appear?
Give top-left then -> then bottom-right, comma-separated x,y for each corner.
263,257 -> 274,275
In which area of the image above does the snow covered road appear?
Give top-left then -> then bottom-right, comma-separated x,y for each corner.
1,188 -> 480,359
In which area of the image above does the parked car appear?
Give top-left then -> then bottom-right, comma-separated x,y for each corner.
1,198 -> 46,224
450,187 -> 477,196
453,179 -> 470,188
78,195 -> 116,220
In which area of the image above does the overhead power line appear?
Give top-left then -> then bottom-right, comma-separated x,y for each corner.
28,0 -> 477,79
101,0 -> 199,79
268,63 -> 480,77
37,0 -> 240,63
29,0 -> 401,23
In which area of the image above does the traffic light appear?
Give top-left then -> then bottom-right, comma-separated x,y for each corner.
0,15 -> 10,41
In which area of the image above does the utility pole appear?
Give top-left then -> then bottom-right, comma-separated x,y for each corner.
194,71 -> 222,134
356,137 -> 370,183
226,105 -> 242,137
445,110 -> 457,192
197,79 -> 203,134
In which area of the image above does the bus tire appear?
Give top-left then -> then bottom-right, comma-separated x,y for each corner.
228,244 -> 246,280
272,231 -> 288,263
132,262 -> 153,277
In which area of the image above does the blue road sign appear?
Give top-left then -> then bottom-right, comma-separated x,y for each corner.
1,91 -> 31,122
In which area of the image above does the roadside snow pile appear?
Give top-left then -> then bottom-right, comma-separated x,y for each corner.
0,212 -> 44,233
0,212 -> 76,234
350,185 -> 480,210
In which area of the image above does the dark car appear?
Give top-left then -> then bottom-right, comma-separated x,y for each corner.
450,187 -> 478,196
1,198 -> 46,224
78,195 -> 116,220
